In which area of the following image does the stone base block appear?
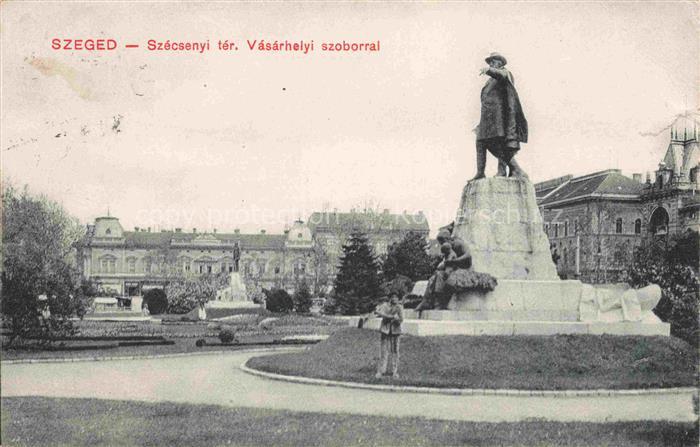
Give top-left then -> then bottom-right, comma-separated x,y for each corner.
444,279 -> 583,320
349,317 -> 670,337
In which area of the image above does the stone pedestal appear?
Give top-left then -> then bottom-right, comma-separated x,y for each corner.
209,272 -> 259,309
453,178 -> 558,280
352,177 -> 669,337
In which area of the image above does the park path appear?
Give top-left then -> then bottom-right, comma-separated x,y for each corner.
2,350 -> 695,423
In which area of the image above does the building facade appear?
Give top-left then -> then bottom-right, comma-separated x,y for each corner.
78,209 -> 431,296
78,218 -> 316,295
536,120 -> 699,283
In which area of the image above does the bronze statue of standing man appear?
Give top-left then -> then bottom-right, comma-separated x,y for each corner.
473,52 -> 529,179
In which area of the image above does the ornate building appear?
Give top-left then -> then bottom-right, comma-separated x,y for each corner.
536,117 -> 699,283
78,209 -> 431,296
78,218 -> 316,295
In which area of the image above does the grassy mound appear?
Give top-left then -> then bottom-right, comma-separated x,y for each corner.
247,328 -> 698,390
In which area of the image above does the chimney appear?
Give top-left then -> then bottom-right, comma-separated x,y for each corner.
147,227 -> 151,232
632,173 -> 642,183
213,228 -> 217,233
175,228 -> 182,233
135,226 -> 140,232
193,228 -> 197,233
260,229 -> 266,234
234,229 -> 240,234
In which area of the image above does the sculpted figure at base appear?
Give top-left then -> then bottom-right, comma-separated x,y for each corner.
472,52 -> 529,180
416,229 -> 472,311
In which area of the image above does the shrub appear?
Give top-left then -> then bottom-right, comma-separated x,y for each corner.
143,289 -> 168,315
218,328 -> 237,344
265,288 -> 294,313
627,231 -> 699,346
293,280 -> 313,314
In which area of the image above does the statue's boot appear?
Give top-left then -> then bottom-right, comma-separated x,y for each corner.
495,159 -> 507,177
507,158 -> 529,180
470,144 -> 487,180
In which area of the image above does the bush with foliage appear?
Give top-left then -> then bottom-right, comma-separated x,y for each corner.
383,232 -> 437,282
218,328 -> 237,344
627,231 -> 699,346
1,183 -> 94,345
165,273 -> 228,314
333,232 -> 385,315
384,274 -> 414,298
143,289 -> 168,315
265,288 -> 294,313
293,279 -> 313,313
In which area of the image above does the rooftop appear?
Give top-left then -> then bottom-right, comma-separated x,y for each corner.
307,210 -> 429,233
537,170 -> 644,206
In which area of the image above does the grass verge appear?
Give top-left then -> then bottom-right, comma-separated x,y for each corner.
2,397 -> 697,447
247,328 -> 698,390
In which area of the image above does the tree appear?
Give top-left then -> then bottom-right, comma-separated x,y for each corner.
333,231 -> 384,315
627,231 -> 699,346
382,232 -> 435,282
1,183 -> 92,344
293,279 -> 313,313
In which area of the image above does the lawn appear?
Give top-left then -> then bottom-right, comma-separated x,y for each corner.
1,397 -> 697,447
247,328 -> 698,390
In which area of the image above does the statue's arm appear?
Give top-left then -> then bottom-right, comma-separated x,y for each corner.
446,241 -> 472,269
485,67 -> 510,82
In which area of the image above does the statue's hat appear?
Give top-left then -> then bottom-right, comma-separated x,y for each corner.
485,52 -> 507,66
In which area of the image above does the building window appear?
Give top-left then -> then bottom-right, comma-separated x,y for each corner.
105,228 -> 111,235
544,224 -> 549,236
274,265 -> 281,275
185,264 -> 191,272
294,260 -> 306,276
207,265 -> 212,274
564,220 -> 569,237
574,218 -> 579,234
100,256 -> 116,273
199,265 -> 204,274
127,258 -> 136,273
634,219 -> 641,234
554,223 -> 559,238
229,265 -> 233,273
615,218 -> 623,234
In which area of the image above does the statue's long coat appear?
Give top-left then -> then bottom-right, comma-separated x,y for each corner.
477,67 -> 528,143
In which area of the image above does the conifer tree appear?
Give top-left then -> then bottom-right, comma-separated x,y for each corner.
333,231 -> 384,315
383,231 -> 436,281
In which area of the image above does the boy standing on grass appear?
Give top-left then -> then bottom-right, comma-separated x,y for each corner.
374,293 -> 403,379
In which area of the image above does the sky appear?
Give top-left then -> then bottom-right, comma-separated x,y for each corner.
2,1 -> 698,236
